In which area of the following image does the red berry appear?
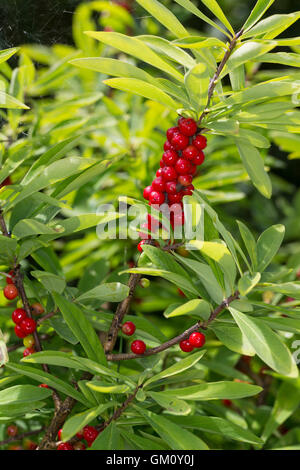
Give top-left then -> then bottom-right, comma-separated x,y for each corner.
175,158 -> 192,175
189,332 -> 205,348
3,284 -> 18,300
39,383 -> 49,388
20,317 -> 36,335
192,151 -> 205,166
165,181 -> 177,194
83,426 -> 99,445
181,184 -> 194,196
147,214 -> 159,230
57,442 -> 74,450
23,347 -> 35,357
168,192 -> 183,204
149,191 -> 165,205
7,425 -> 18,437
162,166 -> 177,182
178,174 -> 193,186
222,399 -> 232,408
193,134 -> 207,150
190,164 -> 197,175
12,308 -> 27,324
143,185 -> 152,200
0,176 -> 12,188
182,145 -> 199,161
159,159 -> 165,168
152,176 -> 165,192
162,150 -> 178,166
164,141 -> 174,151
166,126 -> 179,141
139,222 -> 151,240
76,429 -> 84,440
58,429 -> 63,441
14,324 -> 27,338
178,288 -> 185,297
137,240 -> 147,253
6,270 -> 15,285
171,133 -> 189,151
171,210 -> 185,227
179,340 -> 194,352
178,117 -> 198,136
122,321 -> 136,336
131,339 -> 146,355
156,168 -> 163,177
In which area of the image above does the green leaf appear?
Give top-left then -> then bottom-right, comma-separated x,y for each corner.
62,403 -> 114,442
145,349 -> 206,386
0,236 -> 17,264
84,31 -> 184,81
138,35 -> 195,68
0,47 -> 19,65
0,91 -> 29,109
223,41 -> 275,76
229,307 -> 298,378
184,63 -> 210,113
258,282 -> 300,299
147,391 -> 191,415
52,293 -> 107,365
76,282 -> 129,303
255,52 -> 300,68
12,219 -> 56,238
90,422 -> 120,450
243,12 -> 300,39
257,224 -> 285,271
211,324 -> 255,356
164,299 -> 210,319
199,0 -> 234,35
243,0 -> 275,31
31,270 -> 66,294
0,384 -> 52,405
136,407 -> 209,450
236,139 -> 272,198
238,272 -> 261,296
22,351 -> 83,369
87,381 -> 131,394
237,220 -> 258,270
165,380 -> 262,400
135,0 -> 188,38
6,363 -> 87,404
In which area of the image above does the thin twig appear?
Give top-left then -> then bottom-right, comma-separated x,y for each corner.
0,428 -> 44,447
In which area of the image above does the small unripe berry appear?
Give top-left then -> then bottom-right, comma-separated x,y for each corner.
179,340 -> 194,352
178,117 -> 197,136
175,158 -> 192,175
137,240 -> 147,252
143,185 -> 152,200
4,284 -> 18,300
12,308 -> 27,325
122,321 -> 136,336
166,126 -> 179,141
192,151 -> 205,166
14,324 -> 27,338
23,335 -> 35,348
178,174 -> 193,186
23,347 -> 35,357
20,317 -> 36,335
162,166 -> 177,182
189,332 -> 205,348
57,442 -> 74,450
165,181 -> 177,194
6,425 -> 18,437
152,176 -> 165,192
193,134 -> 207,150
140,278 -> 150,288
162,150 -> 178,166
149,190 -> 165,205
30,303 -> 45,315
131,339 -> 146,355
171,132 -> 189,150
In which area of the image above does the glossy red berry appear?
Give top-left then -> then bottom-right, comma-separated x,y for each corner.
58,429 -> 63,441
14,324 -> 27,338
76,429 -> 84,440
57,442 -> 74,450
181,184 -> 194,196
164,141 -> 175,151
162,166 -> 177,182
190,164 -> 197,175
7,425 -> 18,437
189,332 -> 205,348
165,181 -> 177,194
12,308 -> 27,325
193,134 -> 207,150
192,151 -> 205,166
178,117 -> 198,136
137,240 -> 147,252
23,347 -> 35,357
6,270 -> 15,285
122,321 -> 136,336
149,190 -> 165,205
171,132 -> 189,150
152,176 -> 165,192
20,317 -> 36,335
156,168 -> 163,177
162,150 -> 178,166
83,426 -> 99,445
179,340 -> 194,352
143,185 -> 152,200
168,192 -> 183,204
139,222 -> 151,240
159,159 -> 165,168
166,126 -> 179,141
39,383 -> 49,388
131,339 -> 146,355
175,158 -> 192,175
178,174 -> 193,186
182,145 -> 199,161
3,284 -> 18,300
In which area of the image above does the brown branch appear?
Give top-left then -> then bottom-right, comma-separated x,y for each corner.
104,273 -> 141,354
0,428 -> 44,447
198,28 -> 244,126
107,291 -> 239,361
37,311 -> 56,325
0,209 -> 9,237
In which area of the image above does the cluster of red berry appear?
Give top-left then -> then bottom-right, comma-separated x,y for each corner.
138,117 -> 207,252
57,425 -> 100,450
5,424 -> 37,450
179,331 -> 206,352
4,269 -> 44,357
121,320 -> 146,354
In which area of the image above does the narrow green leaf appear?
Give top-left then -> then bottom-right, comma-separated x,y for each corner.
243,0 -> 275,31
257,224 -> 285,271
238,272 -> 261,296
135,0 -> 188,38
184,63 -> 210,113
